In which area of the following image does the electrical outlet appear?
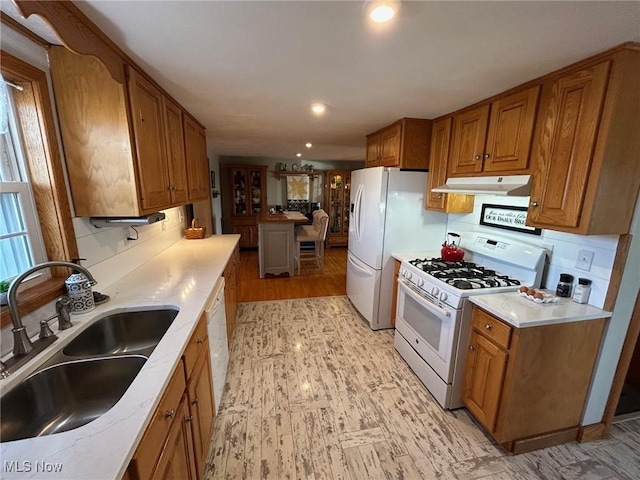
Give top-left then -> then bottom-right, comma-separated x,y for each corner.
576,249 -> 594,271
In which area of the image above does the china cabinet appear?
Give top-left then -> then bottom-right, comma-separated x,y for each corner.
324,170 -> 351,247
222,165 -> 267,247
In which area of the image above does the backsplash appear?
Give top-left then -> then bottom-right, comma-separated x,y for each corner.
446,195 -> 619,309
0,207 -> 184,358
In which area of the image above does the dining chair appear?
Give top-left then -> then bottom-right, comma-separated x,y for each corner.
294,209 -> 329,274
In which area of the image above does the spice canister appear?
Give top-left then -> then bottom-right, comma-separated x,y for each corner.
555,273 -> 574,298
572,278 -> 592,304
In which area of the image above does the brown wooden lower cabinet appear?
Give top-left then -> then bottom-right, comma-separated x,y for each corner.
223,244 -> 239,345
462,306 -> 606,454
127,313 -> 215,480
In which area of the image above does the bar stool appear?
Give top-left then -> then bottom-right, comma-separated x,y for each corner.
294,209 -> 329,274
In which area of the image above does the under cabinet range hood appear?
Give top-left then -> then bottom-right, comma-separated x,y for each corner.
431,175 -> 532,196
89,212 -> 166,228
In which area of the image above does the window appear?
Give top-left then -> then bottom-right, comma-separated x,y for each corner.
0,49 -> 79,328
1,81 -> 48,283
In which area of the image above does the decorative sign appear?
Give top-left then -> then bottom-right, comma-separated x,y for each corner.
480,204 -> 541,235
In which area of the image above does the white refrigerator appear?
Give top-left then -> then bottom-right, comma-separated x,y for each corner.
347,167 -> 447,330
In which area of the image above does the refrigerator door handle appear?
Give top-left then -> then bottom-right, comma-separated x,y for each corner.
348,255 -> 373,276
354,183 -> 364,243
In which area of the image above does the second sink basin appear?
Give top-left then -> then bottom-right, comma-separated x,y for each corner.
1,356 -> 146,442
63,308 -> 178,357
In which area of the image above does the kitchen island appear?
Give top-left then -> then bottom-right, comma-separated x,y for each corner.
0,235 -> 240,480
256,211 -> 308,278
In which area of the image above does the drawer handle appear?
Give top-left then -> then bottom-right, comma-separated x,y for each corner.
485,324 -> 493,330
469,345 -> 475,351
165,409 -> 175,420
186,415 -> 193,423
192,397 -> 199,406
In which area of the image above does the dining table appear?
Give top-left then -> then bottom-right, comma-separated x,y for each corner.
256,211 -> 309,278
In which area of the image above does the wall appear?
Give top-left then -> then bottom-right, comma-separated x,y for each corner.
446,196 -> 619,308
209,152 -> 223,235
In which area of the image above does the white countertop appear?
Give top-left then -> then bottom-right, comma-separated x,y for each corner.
0,235 -> 239,480
468,291 -> 612,328
391,251 -> 441,263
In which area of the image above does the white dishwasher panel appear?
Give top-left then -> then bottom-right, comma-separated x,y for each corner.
205,277 -> 229,414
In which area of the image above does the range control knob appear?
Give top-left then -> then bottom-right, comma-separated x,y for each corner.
431,286 -> 440,297
405,271 -> 412,280
439,292 -> 448,302
400,268 -> 406,277
417,279 -> 425,288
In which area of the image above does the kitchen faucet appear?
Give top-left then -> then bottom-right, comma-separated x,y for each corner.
7,261 -> 98,356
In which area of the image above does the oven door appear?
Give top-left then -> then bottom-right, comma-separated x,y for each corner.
395,280 -> 460,382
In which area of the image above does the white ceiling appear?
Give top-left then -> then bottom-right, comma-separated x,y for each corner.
3,1 -> 639,162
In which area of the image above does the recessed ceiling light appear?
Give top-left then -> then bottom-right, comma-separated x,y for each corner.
305,143 -> 313,148
311,103 -> 326,115
368,2 -> 398,23
296,153 -> 302,157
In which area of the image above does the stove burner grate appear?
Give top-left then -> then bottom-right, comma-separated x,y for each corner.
408,257 -> 521,289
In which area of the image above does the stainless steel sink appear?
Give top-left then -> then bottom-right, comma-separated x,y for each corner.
0,356 -> 146,442
62,309 -> 178,357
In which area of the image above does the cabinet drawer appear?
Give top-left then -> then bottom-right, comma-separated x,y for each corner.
183,314 -> 207,379
130,360 -> 186,480
472,308 -> 512,350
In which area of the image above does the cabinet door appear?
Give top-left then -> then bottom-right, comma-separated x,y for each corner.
230,168 -> 249,215
379,124 -> 402,167
184,115 -> 210,202
462,330 -> 508,433
425,117 -> 452,211
484,86 -> 540,173
365,135 -> 381,167
449,105 -> 490,176
128,68 -> 171,212
187,347 -> 216,479
163,98 -> 188,205
327,172 -> 344,236
528,62 -> 610,229
150,394 -> 197,480
249,168 -> 265,214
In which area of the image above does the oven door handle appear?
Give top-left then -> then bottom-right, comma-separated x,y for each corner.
399,280 -> 451,318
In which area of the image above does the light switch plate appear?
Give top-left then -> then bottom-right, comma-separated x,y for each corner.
576,249 -> 594,271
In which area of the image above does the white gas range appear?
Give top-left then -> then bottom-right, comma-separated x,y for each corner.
394,232 -> 547,409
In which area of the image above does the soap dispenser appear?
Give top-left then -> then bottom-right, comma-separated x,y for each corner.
65,258 -> 95,315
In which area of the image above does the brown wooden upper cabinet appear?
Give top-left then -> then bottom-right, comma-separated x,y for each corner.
183,114 -> 210,202
528,47 -> 640,235
49,46 -> 208,217
448,86 -> 540,177
365,118 -> 432,169
425,117 -> 474,213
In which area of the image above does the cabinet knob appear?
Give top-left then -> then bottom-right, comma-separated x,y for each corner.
531,201 -> 540,207
474,155 -> 481,160
186,415 -> 193,423
485,324 -> 492,330
165,409 -> 175,420
469,345 -> 476,351
197,337 -> 205,345
192,397 -> 199,406
484,153 -> 490,159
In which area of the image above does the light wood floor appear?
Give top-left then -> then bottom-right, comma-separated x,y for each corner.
238,247 -> 348,303
205,297 -> 640,480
